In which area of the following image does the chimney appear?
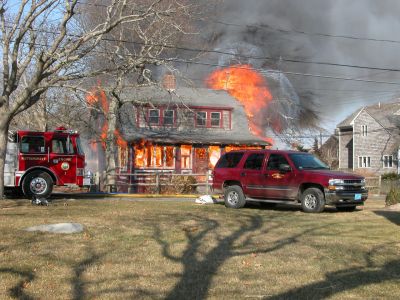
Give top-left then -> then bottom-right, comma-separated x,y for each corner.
162,73 -> 176,91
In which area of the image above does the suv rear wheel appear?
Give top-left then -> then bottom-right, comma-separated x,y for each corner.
224,185 -> 246,209
301,187 -> 325,213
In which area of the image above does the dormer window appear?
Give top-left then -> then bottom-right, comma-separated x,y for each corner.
149,109 -> 160,125
211,112 -> 221,127
196,112 -> 206,127
163,110 -> 174,126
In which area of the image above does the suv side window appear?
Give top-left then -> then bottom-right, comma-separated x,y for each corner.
215,152 -> 244,168
244,153 -> 264,170
266,154 -> 289,170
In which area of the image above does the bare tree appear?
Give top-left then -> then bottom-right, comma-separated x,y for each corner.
81,0 -> 206,189
0,0 -> 187,198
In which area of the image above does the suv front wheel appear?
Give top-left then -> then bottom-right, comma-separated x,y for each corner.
301,187 -> 325,213
224,185 -> 246,209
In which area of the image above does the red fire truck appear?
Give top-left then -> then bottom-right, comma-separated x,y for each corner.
5,127 -> 89,198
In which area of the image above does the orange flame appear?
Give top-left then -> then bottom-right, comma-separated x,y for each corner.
86,85 -> 127,150
133,140 -> 174,168
206,64 -> 273,144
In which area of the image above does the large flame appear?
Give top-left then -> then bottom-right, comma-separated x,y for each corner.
86,85 -> 127,150
206,64 -> 273,144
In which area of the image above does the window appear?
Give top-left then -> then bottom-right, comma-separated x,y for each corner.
215,152 -> 244,168
244,153 -> 265,170
383,155 -> 393,168
163,110 -> 174,126
211,112 -> 221,127
52,137 -> 74,154
266,154 -> 289,170
361,125 -> 368,137
358,156 -> 371,168
288,153 -> 329,170
20,136 -> 45,154
118,146 -> 128,171
196,112 -> 206,126
134,143 -> 175,168
149,109 -> 160,125
181,145 -> 192,169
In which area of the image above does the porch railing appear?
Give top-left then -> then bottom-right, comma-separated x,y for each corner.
97,170 -> 213,194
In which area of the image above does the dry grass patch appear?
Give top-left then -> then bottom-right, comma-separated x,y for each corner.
0,199 -> 399,299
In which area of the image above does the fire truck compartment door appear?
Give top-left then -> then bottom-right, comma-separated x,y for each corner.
5,143 -> 17,186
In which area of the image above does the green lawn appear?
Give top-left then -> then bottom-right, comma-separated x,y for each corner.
1,199 -> 399,299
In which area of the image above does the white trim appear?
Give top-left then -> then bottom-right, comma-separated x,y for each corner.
338,129 -> 341,169
350,107 -> 365,126
352,127 -> 355,170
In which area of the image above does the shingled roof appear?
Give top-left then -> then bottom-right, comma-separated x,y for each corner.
119,86 -> 271,146
337,101 -> 400,133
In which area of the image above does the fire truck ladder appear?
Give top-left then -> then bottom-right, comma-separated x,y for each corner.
8,130 -> 16,142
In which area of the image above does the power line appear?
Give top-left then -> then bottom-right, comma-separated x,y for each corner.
5,33 -> 400,87
43,1 -> 400,47
5,20 -> 400,75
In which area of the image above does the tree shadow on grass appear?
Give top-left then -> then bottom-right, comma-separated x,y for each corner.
70,247 -> 103,300
153,213 -> 327,300
0,268 -> 36,300
266,258 -> 400,299
374,210 -> 400,226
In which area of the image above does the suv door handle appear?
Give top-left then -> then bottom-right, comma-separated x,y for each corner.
241,172 -> 246,176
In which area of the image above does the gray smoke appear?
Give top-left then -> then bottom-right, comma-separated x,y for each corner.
187,0 -> 400,135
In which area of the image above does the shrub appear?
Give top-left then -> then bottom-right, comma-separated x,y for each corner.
385,186 -> 400,206
169,175 -> 197,194
381,172 -> 400,181
160,175 -> 197,194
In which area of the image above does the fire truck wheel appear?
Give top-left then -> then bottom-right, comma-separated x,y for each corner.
23,171 -> 53,199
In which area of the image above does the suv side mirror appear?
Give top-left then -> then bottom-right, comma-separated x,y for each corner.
279,164 -> 292,173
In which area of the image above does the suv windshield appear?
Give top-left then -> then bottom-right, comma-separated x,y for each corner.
289,153 -> 329,170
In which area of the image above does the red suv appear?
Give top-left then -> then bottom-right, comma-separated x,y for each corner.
212,150 -> 368,213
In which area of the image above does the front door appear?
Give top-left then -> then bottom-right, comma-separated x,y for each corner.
263,153 -> 296,199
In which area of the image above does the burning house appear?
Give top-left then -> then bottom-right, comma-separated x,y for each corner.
117,85 -> 271,177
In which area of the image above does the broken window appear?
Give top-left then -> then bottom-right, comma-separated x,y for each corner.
208,146 -> 221,168
181,145 -> 192,169
134,142 -> 175,169
118,146 -> 128,171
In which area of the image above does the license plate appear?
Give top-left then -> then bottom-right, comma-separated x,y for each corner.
354,193 -> 362,200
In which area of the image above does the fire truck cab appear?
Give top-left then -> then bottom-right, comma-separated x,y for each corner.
5,127 -> 88,198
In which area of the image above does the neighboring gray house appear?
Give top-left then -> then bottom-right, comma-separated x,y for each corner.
336,102 -> 400,175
